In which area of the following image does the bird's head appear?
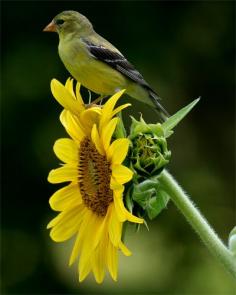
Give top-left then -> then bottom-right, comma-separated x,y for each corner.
43,10 -> 93,38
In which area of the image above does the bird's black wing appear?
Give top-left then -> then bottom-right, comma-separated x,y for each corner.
84,40 -> 156,93
84,39 -> 169,120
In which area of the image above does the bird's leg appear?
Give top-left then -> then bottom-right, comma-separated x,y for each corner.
87,94 -> 107,107
99,95 -> 109,105
91,94 -> 105,105
86,94 -> 110,108
87,89 -> 92,104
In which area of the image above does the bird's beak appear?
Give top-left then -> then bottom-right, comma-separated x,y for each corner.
43,21 -> 56,32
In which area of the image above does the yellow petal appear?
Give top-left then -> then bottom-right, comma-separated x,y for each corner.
102,117 -> 119,152
51,79 -> 84,114
47,212 -> 62,229
69,232 -> 80,266
110,176 -> 124,191
91,228 -> 108,283
107,240 -> 118,281
92,249 -> 106,284
75,209 -> 92,249
79,213 -> 107,269
60,110 -> 85,144
119,241 -> 132,256
65,78 -> 75,98
126,210 -> 143,224
113,190 -> 126,222
112,165 -> 133,184
64,78 -> 86,109
69,208 -> 91,266
79,259 -> 92,282
99,89 -> 126,131
49,205 -> 85,242
91,213 -> 108,251
49,183 -> 82,211
91,124 -> 104,155
79,107 -> 101,134
75,81 -> 85,106
79,213 -> 100,278
126,210 -> 143,223
70,206 -> 105,269
107,138 -> 130,165
48,165 -> 78,183
53,138 -> 78,164
111,103 -> 131,117
113,190 -> 143,224
108,205 -> 122,247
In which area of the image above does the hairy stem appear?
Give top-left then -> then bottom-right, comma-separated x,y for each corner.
159,169 -> 236,278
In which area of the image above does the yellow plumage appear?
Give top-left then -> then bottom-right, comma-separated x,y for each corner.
59,37 -> 128,95
43,10 -> 169,119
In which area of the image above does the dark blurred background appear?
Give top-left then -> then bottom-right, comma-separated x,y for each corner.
1,1 -> 235,294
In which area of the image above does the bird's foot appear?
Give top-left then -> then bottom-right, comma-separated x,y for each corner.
86,95 -> 109,108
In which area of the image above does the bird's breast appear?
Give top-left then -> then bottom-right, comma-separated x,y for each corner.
58,39 -> 128,95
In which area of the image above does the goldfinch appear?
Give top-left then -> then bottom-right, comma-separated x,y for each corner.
43,10 -> 169,120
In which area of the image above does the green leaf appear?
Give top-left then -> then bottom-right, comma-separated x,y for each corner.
162,98 -> 200,138
114,112 -> 126,138
146,191 -> 169,220
149,123 -> 164,137
132,179 -> 170,220
129,116 -> 151,139
134,179 -> 158,192
125,188 -> 134,213
147,190 -> 169,220
143,219 -> 150,231
228,226 -> 236,256
133,188 -> 157,208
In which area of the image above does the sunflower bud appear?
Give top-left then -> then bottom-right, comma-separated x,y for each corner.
129,116 -> 171,178
125,99 -> 200,223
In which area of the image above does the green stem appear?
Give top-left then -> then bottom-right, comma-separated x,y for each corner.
159,169 -> 236,278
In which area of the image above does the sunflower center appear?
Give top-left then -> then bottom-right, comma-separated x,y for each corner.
79,137 -> 113,216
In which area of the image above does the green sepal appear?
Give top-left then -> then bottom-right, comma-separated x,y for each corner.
129,117 -> 171,178
162,98 -> 200,138
125,187 -> 134,213
127,98 -> 200,222
114,112 -> 127,138
132,179 -> 170,220
143,219 -> 150,231
131,133 -> 171,177
228,226 -> 236,257
130,116 -> 164,140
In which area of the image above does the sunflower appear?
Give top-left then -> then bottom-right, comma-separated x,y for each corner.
47,78 -> 143,283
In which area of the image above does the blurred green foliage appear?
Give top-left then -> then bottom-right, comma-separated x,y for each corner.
1,1 -> 235,294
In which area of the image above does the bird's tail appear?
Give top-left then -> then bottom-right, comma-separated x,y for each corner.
149,91 -> 170,122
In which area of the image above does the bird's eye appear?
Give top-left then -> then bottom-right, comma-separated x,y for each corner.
55,19 -> 65,25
